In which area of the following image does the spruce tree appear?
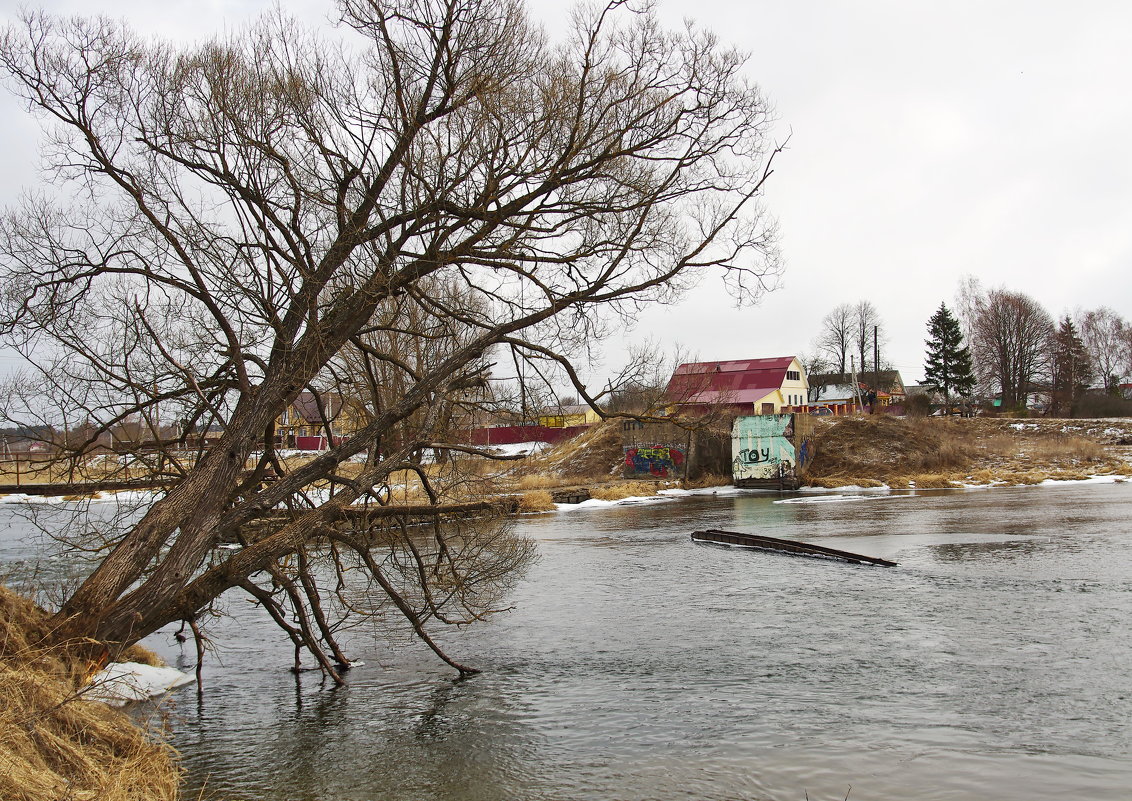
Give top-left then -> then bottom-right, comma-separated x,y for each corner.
924,302 -> 975,406
1050,316 -> 1092,416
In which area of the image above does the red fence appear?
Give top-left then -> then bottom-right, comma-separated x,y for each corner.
467,425 -> 589,446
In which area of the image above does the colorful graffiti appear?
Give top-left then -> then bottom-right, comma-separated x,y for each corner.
624,445 -> 686,478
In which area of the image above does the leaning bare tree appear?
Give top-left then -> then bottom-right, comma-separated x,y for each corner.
0,0 -> 783,675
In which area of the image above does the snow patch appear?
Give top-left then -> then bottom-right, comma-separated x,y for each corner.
0,489 -> 163,505
774,493 -> 912,505
555,494 -> 678,511
657,486 -> 745,498
487,441 -> 549,457
84,661 -> 195,707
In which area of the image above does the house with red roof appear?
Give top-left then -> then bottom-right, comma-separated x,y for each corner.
664,356 -> 810,416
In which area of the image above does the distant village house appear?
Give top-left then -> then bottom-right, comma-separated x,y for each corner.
808,370 -> 906,414
665,356 -> 810,416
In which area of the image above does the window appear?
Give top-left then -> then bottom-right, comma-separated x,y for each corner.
786,370 -> 800,381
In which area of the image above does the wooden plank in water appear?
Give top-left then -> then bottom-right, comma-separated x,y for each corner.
690,528 -> 897,567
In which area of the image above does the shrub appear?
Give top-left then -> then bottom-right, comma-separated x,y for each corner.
905,393 -> 933,417
1074,392 -> 1132,418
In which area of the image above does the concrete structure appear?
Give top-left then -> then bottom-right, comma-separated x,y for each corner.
731,413 -> 816,489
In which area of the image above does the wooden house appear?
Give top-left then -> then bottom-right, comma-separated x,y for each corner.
664,356 -> 810,416
276,390 -> 362,450
808,370 -> 906,413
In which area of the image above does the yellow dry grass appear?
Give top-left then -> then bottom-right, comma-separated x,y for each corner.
0,586 -> 180,801
589,482 -> 655,501
681,473 -> 731,489
1029,435 -> 1104,462
515,474 -> 563,491
908,473 -> 963,489
523,422 -> 626,482
804,415 -> 1132,488
517,490 -> 556,513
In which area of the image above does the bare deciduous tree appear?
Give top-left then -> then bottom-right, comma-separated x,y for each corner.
968,289 -> 1054,410
1077,307 -> 1128,393
814,303 -> 852,374
812,300 -> 884,380
0,0 -> 783,674
851,300 -> 885,381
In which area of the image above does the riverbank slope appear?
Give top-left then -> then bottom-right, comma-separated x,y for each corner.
0,586 -> 179,800
802,415 -> 1132,489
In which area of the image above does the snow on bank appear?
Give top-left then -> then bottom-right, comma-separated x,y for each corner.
487,441 -> 549,457
790,472 -> 1130,496
555,484 -> 758,511
0,489 -> 164,506
84,661 -> 195,707
657,485 -> 749,498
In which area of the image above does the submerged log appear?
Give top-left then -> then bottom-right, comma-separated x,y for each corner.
0,478 -> 173,496
227,498 -> 521,545
691,529 -> 897,567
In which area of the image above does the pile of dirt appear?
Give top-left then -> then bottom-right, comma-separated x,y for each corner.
0,586 -> 179,801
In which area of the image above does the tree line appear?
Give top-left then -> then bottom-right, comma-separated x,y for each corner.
948,279 -> 1130,415
801,280 -> 1129,417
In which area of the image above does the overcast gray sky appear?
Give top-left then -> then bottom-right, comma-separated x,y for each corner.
1,0 -> 1130,386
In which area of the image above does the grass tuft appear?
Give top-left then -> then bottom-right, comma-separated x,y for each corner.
517,490 -> 556,513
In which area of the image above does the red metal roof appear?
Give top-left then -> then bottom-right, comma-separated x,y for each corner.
666,357 -> 797,405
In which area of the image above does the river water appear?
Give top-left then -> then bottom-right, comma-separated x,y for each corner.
3,481 -> 1131,800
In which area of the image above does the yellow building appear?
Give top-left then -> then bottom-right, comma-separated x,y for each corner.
537,403 -> 602,428
276,390 -> 364,449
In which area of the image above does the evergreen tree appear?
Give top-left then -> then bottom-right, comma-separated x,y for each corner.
1050,316 -> 1092,416
923,302 -> 975,405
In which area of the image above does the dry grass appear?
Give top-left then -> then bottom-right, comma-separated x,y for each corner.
515,474 -> 563,491
804,476 -> 886,489
0,586 -> 180,801
119,644 -> 164,668
523,421 -> 625,481
682,473 -> 731,489
979,433 -> 1021,457
590,482 -> 656,501
804,415 -> 1132,488
1028,435 -> 1104,462
908,473 -> 964,489
517,490 -> 556,513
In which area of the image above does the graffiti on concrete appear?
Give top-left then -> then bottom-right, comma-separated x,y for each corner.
624,445 -> 686,478
731,414 -> 797,483
737,447 -> 772,464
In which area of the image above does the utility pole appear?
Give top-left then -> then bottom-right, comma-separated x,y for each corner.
873,325 -> 879,387
850,356 -> 865,411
